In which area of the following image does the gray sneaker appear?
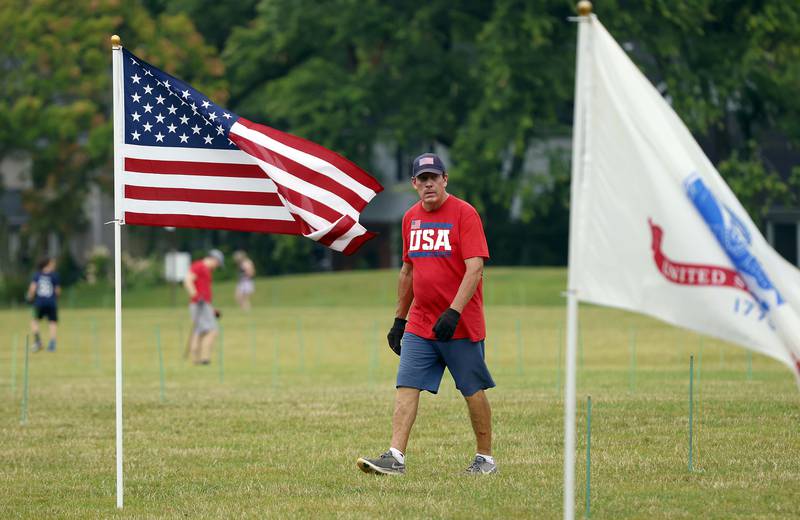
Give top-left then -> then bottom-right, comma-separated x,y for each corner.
465,455 -> 497,474
357,451 -> 405,475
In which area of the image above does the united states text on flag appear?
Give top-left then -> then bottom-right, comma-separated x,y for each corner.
117,48 -> 382,254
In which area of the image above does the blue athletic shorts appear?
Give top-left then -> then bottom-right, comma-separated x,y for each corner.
396,332 -> 495,397
33,304 -> 58,322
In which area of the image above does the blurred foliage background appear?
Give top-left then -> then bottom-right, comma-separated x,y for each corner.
1,0 -> 799,293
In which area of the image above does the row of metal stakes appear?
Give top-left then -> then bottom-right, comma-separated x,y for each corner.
7,319 -> 755,396
582,352 -> 698,520
4,325 -> 754,519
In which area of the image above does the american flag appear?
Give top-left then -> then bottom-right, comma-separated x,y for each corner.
118,48 -> 382,254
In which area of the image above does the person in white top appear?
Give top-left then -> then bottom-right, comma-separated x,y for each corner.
233,250 -> 256,311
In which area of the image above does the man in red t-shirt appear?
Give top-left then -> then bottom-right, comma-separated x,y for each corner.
357,153 -> 496,476
183,249 -> 224,365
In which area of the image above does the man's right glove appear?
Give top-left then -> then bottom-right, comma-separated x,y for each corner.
387,317 -> 407,356
432,308 -> 461,342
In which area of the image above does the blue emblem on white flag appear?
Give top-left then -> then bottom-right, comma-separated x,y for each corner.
683,173 -> 784,311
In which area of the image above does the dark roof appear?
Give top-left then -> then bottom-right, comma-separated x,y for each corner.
361,186 -> 417,224
765,206 -> 800,223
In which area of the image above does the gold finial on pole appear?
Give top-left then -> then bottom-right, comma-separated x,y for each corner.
111,35 -> 121,48
577,1 -> 593,16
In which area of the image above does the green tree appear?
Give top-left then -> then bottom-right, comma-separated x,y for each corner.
223,0 -> 493,166
0,0 -> 227,275
603,0 -> 800,217
142,0 -> 259,51
448,0 -> 575,262
223,0 -> 799,265
718,144 -> 800,227
222,0 -> 578,262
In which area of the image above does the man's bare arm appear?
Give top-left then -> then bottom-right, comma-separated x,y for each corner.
183,271 -> 197,299
395,262 -> 414,319
449,257 -> 484,313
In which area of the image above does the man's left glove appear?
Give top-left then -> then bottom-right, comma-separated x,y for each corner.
214,308 -> 221,319
432,308 -> 460,342
387,318 -> 406,356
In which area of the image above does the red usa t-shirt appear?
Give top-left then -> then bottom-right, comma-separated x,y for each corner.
402,195 -> 489,342
190,260 -> 213,303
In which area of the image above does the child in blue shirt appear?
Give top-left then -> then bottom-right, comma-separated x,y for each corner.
26,257 -> 61,352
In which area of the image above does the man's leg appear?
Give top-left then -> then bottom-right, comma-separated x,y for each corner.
464,389 -> 492,455
199,329 -> 217,363
358,333 -> 443,475
390,387 -> 421,453
439,338 -> 495,472
30,318 -> 40,338
188,304 -> 200,362
189,332 -> 202,364
357,387 -> 421,475
46,319 -> 58,351
30,317 -> 41,351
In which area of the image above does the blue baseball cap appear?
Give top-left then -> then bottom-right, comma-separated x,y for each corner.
411,153 -> 446,178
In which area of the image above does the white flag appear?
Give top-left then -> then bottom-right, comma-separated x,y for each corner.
568,16 -> 800,379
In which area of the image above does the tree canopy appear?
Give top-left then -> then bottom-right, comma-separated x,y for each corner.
221,0 -> 799,263
0,0 -> 226,268
1,0 -> 798,272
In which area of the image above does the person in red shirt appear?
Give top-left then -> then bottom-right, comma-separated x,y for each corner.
183,249 -> 224,365
357,153 -> 496,476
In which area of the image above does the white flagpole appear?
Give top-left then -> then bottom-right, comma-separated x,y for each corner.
111,34 -> 125,509
565,3 -> 593,520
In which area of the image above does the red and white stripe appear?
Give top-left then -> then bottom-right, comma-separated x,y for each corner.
121,118 -> 383,254
122,144 -> 300,234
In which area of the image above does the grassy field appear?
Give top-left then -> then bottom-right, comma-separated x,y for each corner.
0,268 -> 798,518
